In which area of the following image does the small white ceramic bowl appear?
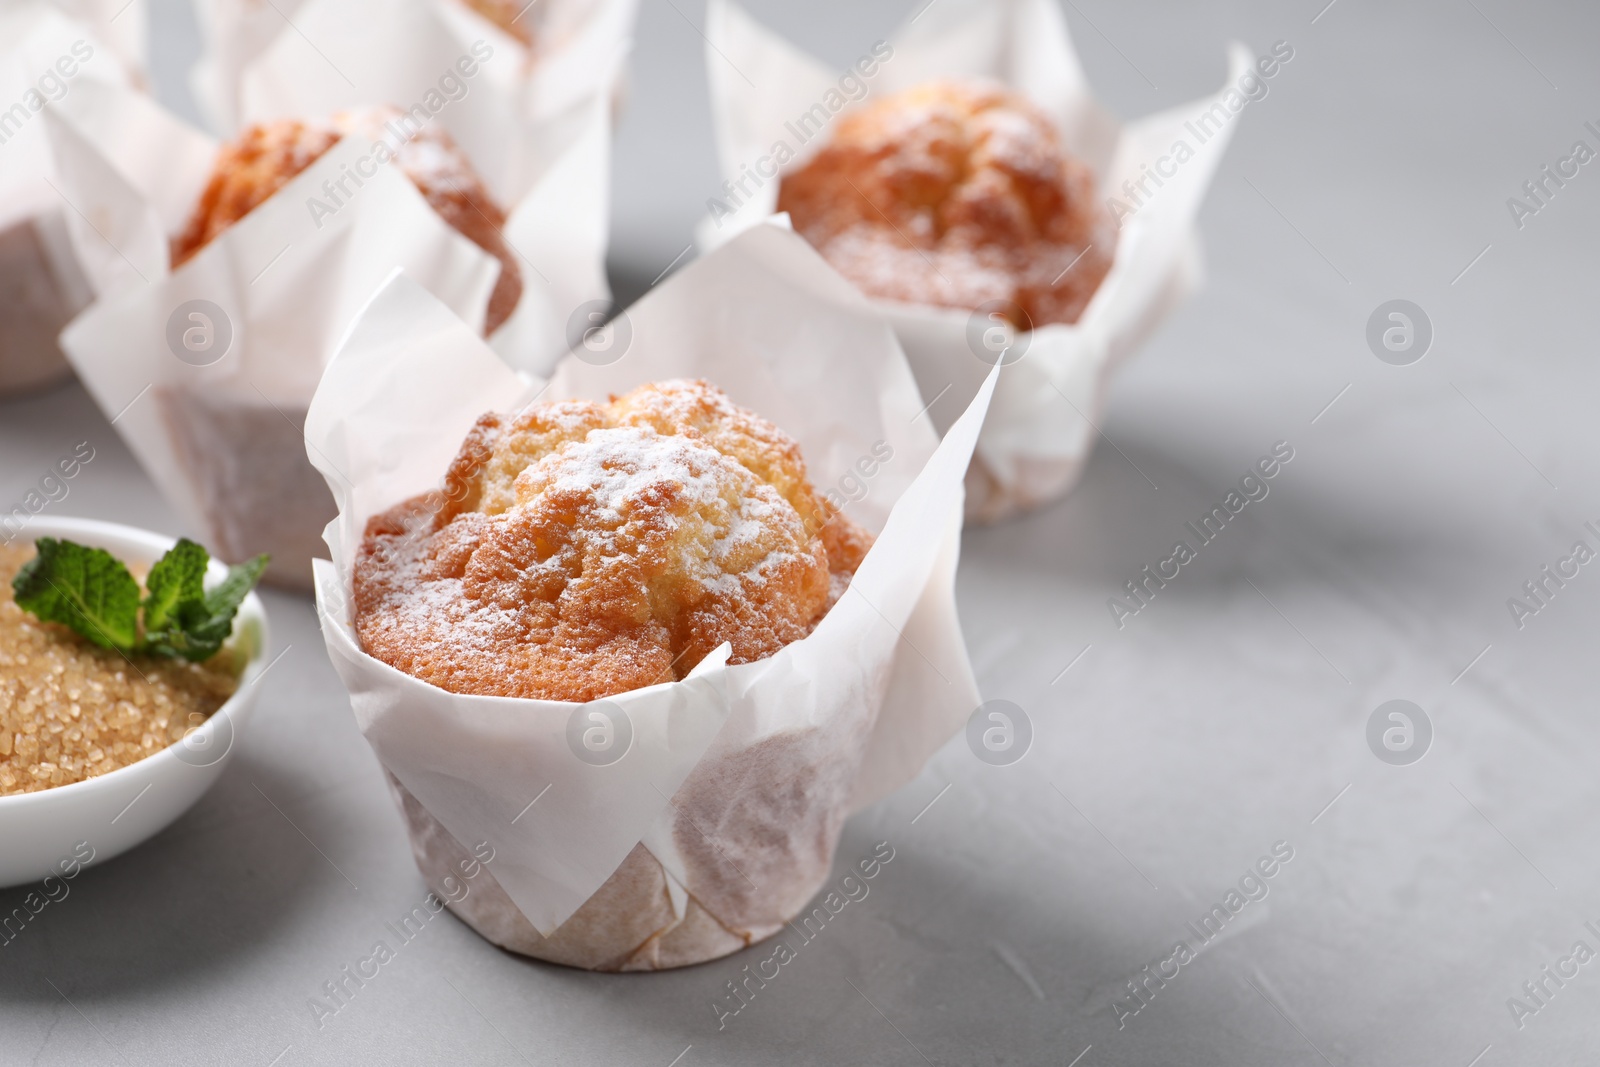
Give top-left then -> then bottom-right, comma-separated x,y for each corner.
0,516 -> 269,888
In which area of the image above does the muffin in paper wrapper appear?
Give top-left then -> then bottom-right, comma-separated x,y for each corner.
184,0 -> 633,346
700,0 -> 1252,522
304,221 -> 997,971
0,1 -> 141,396
47,36 -> 617,587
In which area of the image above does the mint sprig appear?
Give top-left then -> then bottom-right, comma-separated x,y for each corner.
11,539 -> 140,650
12,537 -> 267,663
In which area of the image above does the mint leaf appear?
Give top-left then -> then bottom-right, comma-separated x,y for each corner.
143,538 -> 208,635
12,538 -> 267,664
11,538 -> 140,651
202,555 -> 270,623
151,554 -> 269,663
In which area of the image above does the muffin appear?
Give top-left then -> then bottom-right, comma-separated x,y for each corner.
777,79 -> 1114,329
353,379 -> 873,702
173,105 -> 523,334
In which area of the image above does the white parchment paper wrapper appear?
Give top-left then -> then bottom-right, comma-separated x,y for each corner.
189,0 -> 635,369
701,0 -> 1250,522
0,2 -> 140,395
46,0 -> 145,77
305,221 -> 997,970
49,80 -> 506,588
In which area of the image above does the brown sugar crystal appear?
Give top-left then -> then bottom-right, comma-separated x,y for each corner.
0,543 -> 239,796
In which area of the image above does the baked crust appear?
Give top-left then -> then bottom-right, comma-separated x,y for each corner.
172,106 -> 523,334
354,380 -> 872,701
777,79 -> 1114,328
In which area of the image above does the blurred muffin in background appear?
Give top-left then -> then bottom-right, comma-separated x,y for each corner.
172,104 -> 522,334
778,79 -> 1114,330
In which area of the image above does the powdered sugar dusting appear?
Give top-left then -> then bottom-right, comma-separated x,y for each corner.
353,381 -> 872,701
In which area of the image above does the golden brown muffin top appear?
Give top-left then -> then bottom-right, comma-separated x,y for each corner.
171,106 -> 523,334
353,380 -> 873,702
777,79 -> 1114,329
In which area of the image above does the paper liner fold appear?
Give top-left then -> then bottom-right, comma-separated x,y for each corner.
701,0 -> 1249,521
0,215 -> 88,395
0,3 -> 139,395
307,221 -> 996,969
47,0 -> 145,78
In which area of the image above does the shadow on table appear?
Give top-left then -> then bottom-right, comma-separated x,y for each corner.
0,753 -> 334,1003
480,824 -> 1136,1060
958,418 -> 1508,632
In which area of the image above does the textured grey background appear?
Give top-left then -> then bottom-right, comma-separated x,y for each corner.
4,0 -> 1599,1064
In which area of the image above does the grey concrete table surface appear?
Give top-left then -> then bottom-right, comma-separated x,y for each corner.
4,0 -> 1598,1063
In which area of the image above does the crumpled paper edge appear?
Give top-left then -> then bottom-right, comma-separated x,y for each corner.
0,3 -> 140,392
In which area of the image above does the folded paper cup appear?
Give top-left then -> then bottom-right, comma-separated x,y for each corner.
305,220 -> 997,970
189,0 -> 634,372
0,3 -> 138,396
192,0 -> 636,134
701,0 -> 1251,522
49,0 -> 146,78
48,68 -> 603,587
0,213 -> 91,395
